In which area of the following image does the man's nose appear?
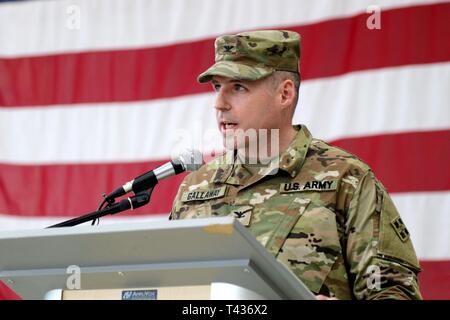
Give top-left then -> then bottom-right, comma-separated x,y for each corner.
214,90 -> 231,111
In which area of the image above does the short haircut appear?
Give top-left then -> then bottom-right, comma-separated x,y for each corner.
268,71 -> 300,112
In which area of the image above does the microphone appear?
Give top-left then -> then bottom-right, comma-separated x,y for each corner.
105,149 -> 204,202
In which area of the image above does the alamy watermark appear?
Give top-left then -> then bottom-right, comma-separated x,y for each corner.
366,5 -> 381,30
170,122 -> 280,170
66,5 -> 81,30
366,265 -> 381,291
66,265 -> 81,290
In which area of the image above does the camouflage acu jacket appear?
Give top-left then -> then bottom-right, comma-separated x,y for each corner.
169,125 -> 422,299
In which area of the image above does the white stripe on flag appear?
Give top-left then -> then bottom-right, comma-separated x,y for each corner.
0,0 -> 445,57
1,62 -> 448,164
393,191 -> 450,261
296,62 -> 450,140
0,213 -> 169,232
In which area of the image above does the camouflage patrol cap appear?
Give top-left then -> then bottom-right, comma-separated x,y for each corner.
198,30 -> 301,83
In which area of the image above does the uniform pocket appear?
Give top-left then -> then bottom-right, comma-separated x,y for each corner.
173,202 -> 211,219
276,206 -> 342,294
249,196 -> 311,256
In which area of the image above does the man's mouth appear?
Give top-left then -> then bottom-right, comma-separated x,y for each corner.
220,121 -> 239,133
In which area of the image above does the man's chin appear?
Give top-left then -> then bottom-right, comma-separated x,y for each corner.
222,134 -> 248,150
222,139 -> 239,151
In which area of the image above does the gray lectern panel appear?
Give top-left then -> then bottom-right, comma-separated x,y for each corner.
0,217 -> 315,300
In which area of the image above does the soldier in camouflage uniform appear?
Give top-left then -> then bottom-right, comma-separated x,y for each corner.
169,30 -> 422,299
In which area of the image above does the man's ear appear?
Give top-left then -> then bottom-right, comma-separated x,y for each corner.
279,79 -> 296,109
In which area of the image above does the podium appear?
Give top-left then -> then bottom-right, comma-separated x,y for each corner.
0,217 -> 315,300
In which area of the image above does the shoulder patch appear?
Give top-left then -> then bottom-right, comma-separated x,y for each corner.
280,180 -> 338,193
181,186 -> 227,202
391,216 -> 410,242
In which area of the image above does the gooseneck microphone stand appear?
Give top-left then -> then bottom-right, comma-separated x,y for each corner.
47,189 -> 152,228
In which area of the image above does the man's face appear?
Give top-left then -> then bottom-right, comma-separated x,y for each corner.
212,75 -> 280,150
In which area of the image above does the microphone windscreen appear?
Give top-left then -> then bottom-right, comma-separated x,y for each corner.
175,149 -> 204,172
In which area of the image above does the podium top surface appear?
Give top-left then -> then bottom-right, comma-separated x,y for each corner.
1,217 -> 264,270
0,217 -> 315,300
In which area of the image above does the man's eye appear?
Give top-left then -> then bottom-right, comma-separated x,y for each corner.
233,84 -> 246,91
212,84 -> 221,92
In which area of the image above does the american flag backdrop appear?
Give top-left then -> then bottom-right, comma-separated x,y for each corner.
0,0 -> 449,299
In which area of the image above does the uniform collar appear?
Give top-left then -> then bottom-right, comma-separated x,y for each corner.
279,124 -> 312,178
211,125 -> 312,185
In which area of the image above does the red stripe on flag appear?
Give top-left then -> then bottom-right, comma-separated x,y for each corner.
0,160 -> 188,217
331,129 -> 450,193
0,3 -> 449,107
0,130 -> 448,216
0,282 -> 21,300
418,260 -> 450,300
